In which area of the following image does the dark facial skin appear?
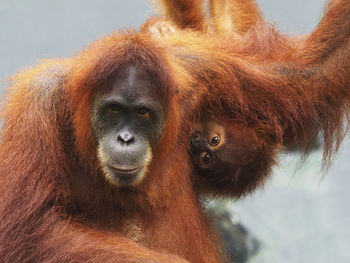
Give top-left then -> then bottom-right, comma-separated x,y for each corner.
91,65 -> 167,187
191,121 -> 227,171
190,120 -> 263,177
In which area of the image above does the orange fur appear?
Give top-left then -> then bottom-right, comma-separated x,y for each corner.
149,0 -> 350,163
1,0 -> 350,262
144,0 -> 350,198
156,0 -> 263,36
209,0 -> 262,35
152,0 -> 207,30
0,33 -> 221,262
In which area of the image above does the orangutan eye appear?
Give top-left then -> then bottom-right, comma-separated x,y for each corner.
210,135 -> 220,146
137,108 -> 150,118
203,153 -> 211,163
108,104 -> 121,114
202,152 -> 211,165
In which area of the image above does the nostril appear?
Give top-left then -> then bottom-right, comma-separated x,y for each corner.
118,131 -> 135,145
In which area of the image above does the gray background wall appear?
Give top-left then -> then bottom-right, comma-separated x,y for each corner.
0,1 -> 348,263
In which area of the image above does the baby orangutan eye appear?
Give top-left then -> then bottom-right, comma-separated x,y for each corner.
210,135 -> 220,146
199,152 -> 212,168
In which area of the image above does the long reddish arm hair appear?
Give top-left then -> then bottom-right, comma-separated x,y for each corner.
140,0 -> 350,200
152,0 -> 207,30
155,0 -> 262,36
162,0 -> 350,163
209,0 -> 262,35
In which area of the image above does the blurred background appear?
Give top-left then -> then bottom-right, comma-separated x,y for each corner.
0,1 -> 349,262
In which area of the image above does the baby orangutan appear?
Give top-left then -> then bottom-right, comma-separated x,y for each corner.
190,117 -> 277,198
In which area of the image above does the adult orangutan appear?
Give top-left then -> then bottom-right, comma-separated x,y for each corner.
0,0 -> 350,262
0,37 -> 220,262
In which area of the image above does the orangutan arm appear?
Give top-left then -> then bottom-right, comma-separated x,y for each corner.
40,219 -> 189,263
154,0 -> 262,35
164,0 -> 350,162
152,0 -> 207,30
209,0 -> 263,35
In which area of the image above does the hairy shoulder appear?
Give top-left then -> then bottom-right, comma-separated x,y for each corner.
34,60 -> 71,92
6,59 -> 72,109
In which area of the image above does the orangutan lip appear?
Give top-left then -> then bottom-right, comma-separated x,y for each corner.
108,166 -> 141,174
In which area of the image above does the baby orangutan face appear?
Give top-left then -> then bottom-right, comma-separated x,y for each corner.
190,121 -> 227,170
191,120 -> 262,173
190,119 -> 276,197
